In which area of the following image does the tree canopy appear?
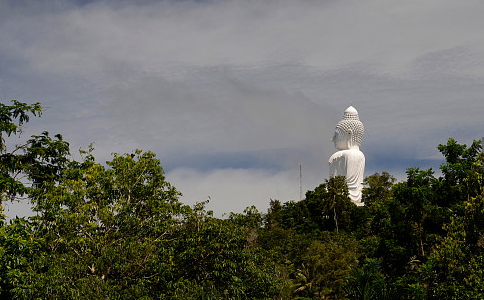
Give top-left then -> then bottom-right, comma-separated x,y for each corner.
0,99 -> 483,299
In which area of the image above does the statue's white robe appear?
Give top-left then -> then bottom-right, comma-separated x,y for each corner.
329,149 -> 365,205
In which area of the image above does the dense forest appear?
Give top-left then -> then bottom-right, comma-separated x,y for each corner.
0,100 -> 483,299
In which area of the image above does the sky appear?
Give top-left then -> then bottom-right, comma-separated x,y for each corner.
1,0 -> 483,217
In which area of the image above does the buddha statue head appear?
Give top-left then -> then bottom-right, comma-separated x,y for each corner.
331,106 -> 364,150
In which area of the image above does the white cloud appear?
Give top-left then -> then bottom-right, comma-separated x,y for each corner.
4,0 -> 483,76
167,166 -> 322,217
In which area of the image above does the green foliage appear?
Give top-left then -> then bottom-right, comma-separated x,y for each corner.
420,216 -> 484,299
260,177 -> 364,299
1,100 -> 484,299
0,100 -> 43,204
19,151 -> 182,298
0,217 -> 42,299
0,99 -> 289,298
306,176 -> 355,233
0,150 -> 289,299
264,176 -> 357,236
345,258 -> 400,300
0,100 -> 42,139
293,232 -> 359,299
362,172 -> 396,207
435,138 -> 482,211
171,202 -> 286,299
266,138 -> 484,299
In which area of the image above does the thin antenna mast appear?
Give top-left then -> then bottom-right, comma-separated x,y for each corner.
299,164 -> 303,201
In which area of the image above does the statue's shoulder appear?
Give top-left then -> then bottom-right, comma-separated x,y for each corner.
350,149 -> 365,158
344,149 -> 365,162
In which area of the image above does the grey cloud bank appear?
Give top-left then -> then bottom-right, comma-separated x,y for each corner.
1,0 -> 483,217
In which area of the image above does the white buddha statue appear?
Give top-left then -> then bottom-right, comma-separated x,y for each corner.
328,106 -> 365,205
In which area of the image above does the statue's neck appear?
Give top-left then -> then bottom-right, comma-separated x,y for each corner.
337,143 -> 360,151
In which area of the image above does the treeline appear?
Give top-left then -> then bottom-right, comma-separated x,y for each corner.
260,137 -> 484,299
0,100 -> 483,299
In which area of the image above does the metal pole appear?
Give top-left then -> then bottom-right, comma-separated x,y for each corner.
299,164 -> 302,201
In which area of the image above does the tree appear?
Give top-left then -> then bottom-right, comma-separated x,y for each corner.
293,232 -> 359,299
304,176 -> 355,233
419,139 -> 484,299
6,97 -> 484,299
0,147 -> 287,299
435,138 -> 482,212
0,100 -> 70,214
362,172 -> 396,207
0,100 -> 42,205
0,99 -> 72,298
422,216 -> 484,300
22,150 -> 184,298
345,258 -> 400,300
169,202 -> 287,299
436,138 -> 484,247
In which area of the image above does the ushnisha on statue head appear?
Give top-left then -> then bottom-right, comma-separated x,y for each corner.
331,106 -> 364,150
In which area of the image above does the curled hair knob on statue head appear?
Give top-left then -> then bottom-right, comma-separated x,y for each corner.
335,106 -> 364,147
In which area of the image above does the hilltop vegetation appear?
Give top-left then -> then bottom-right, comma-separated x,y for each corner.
0,100 -> 483,299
